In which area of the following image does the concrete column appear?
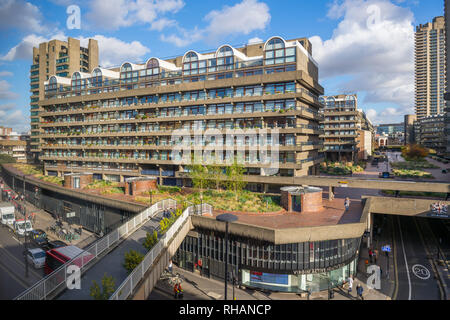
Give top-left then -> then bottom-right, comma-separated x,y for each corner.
263,184 -> 269,193
328,185 -> 334,201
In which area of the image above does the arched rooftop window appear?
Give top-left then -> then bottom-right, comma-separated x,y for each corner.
345,95 -> 356,108
183,51 -> 205,76
121,62 -> 133,72
72,72 -> 81,81
216,45 -> 233,57
49,76 -> 57,84
265,37 -> 286,50
325,96 -> 336,108
183,51 -> 199,63
264,36 -> 295,66
146,58 -> 159,69
92,68 -> 102,77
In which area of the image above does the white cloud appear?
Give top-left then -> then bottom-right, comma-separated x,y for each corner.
85,0 -> 185,30
0,0 -> 47,33
0,80 -> 19,100
150,18 -> 177,31
309,0 -> 415,112
0,71 -> 13,77
1,32 -> 66,61
1,32 -> 150,68
0,109 -> 29,133
161,0 -> 271,47
248,37 -> 264,45
80,35 -> 150,67
366,105 -> 413,125
0,103 -> 16,111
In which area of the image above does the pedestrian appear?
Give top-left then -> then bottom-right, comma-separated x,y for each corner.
347,275 -> 353,295
368,248 -> 373,263
356,284 -> 364,300
344,197 -> 350,211
374,249 -> 378,264
168,259 -> 173,274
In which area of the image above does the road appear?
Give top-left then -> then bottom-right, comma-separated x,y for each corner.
393,215 -> 442,300
0,225 -> 44,299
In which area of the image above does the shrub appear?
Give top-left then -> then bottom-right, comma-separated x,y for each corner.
90,273 -> 116,300
143,230 -> 158,251
123,250 -> 144,274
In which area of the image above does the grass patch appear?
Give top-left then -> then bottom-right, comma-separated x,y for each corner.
320,162 -> 365,176
391,160 -> 439,170
172,189 -> 282,213
392,169 -> 433,179
85,180 -> 124,194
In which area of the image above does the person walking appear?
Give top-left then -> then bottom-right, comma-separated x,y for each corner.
368,248 -> 373,264
374,249 -> 379,264
347,275 -> 354,295
356,284 -> 364,300
344,197 -> 350,211
168,259 -> 173,274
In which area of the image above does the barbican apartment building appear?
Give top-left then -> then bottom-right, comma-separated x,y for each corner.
30,37 -> 99,163
38,36 -> 324,192
319,95 -> 373,162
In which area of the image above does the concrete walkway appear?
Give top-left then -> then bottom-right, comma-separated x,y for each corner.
57,209 -> 166,300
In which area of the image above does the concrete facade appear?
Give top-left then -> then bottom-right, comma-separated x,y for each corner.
38,36 -> 325,191
415,16 -> 446,119
30,37 -> 99,162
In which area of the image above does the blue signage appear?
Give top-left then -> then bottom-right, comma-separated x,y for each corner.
250,271 -> 288,285
382,245 -> 391,252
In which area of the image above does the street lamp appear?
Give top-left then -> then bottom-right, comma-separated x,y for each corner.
216,213 -> 238,300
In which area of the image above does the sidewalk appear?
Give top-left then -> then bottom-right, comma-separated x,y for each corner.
150,263 -> 392,301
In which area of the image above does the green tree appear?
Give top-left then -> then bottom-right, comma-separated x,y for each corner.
123,250 -> 144,274
90,273 -> 116,300
207,165 -> 225,190
225,158 -> 247,201
143,230 -> 158,251
188,158 -> 210,206
401,144 -> 429,161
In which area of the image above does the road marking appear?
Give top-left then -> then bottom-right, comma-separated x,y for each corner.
412,264 -> 431,280
0,244 -> 42,279
397,216 -> 412,300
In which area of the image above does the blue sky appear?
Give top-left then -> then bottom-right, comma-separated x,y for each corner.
0,0 -> 445,132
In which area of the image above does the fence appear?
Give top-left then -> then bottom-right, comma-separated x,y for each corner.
110,203 -> 213,300
15,198 -> 177,300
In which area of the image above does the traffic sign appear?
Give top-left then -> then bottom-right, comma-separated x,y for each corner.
381,245 -> 391,252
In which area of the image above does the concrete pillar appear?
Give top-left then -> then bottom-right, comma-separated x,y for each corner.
328,185 -> 334,201
263,184 -> 269,193
366,212 -> 372,249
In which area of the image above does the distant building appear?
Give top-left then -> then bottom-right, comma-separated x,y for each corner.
415,16 -> 446,119
404,114 -> 417,145
319,94 -> 373,162
445,0 -> 450,158
375,123 -> 404,135
415,114 -> 446,154
0,140 -> 27,162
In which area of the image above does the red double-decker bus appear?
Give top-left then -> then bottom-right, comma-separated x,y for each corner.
44,245 -> 94,275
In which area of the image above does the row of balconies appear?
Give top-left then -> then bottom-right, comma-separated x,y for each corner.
40,109 -> 321,128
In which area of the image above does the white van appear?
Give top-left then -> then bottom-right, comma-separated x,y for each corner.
0,203 -> 15,226
14,219 -> 33,236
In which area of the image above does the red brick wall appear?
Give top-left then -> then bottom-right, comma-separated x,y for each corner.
301,191 -> 323,212
125,179 -> 157,196
63,174 -> 93,189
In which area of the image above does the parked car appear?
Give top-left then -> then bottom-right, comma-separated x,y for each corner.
26,248 -> 46,269
46,240 -> 67,249
30,229 -> 48,247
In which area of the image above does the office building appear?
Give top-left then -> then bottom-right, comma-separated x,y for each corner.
444,0 -> 450,158
415,16 -> 446,119
415,114 -> 446,154
30,37 -> 99,163
319,94 -> 373,162
39,36 -> 324,192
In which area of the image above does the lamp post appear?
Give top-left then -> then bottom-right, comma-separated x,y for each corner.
216,213 -> 238,300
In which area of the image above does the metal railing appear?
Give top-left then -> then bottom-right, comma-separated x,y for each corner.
15,198 -> 177,300
109,203 -> 212,300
